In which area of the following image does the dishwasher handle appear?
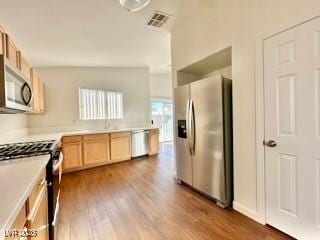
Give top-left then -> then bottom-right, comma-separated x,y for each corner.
132,130 -> 150,134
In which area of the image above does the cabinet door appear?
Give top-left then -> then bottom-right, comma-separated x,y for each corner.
18,52 -> 31,82
31,69 -> 40,113
62,142 -> 82,171
110,136 -> 131,162
38,79 -> 45,113
0,27 -> 5,55
83,139 -> 110,166
5,203 -> 27,240
149,133 -> 159,155
27,186 -> 48,240
5,34 -> 19,69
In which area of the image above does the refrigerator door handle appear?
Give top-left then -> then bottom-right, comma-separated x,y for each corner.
186,99 -> 192,155
190,99 -> 195,154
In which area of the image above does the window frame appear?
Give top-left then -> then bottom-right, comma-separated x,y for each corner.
79,87 -> 123,121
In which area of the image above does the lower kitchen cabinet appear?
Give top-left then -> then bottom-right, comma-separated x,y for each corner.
5,169 -> 48,240
27,186 -> 48,240
110,132 -> 131,162
149,129 -> 160,155
83,134 -> 110,166
62,137 -> 82,171
61,129 -> 158,173
5,203 -> 27,240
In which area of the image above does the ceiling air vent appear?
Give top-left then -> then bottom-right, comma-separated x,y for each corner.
146,11 -> 171,28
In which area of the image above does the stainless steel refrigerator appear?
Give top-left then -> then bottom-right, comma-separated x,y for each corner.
174,74 -> 233,208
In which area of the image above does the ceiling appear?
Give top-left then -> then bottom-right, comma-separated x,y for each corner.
0,0 -> 204,73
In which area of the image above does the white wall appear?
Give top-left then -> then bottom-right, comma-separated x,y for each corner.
150,73 -> 172,99
28,67 -> 150,133
171,0 -> 320,220
0,115 -> 28,143
202,66 -> 232,79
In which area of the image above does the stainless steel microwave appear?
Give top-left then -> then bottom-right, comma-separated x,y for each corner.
0,55 -> 32,113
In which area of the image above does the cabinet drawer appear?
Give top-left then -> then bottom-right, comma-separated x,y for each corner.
28,170 -> 46,212
83,133 -> 109,141
110,132 -> 131,139
150,128 -> 159,135
62,135 -> 82,143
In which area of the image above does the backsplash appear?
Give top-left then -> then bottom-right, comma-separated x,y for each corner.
0,114 -> 28,143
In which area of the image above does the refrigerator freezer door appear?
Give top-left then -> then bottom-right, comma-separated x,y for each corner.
174,84 -> 192,186
190,76 -> 226,202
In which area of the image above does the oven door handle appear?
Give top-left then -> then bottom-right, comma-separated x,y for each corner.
53,152 -> 63,172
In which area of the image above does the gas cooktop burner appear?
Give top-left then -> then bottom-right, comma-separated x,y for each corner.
0,140 -> 57,161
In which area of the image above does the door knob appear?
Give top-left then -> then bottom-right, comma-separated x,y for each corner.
263,140 -> 277,147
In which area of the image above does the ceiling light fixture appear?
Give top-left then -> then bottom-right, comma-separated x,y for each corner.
119,0 -> 151,12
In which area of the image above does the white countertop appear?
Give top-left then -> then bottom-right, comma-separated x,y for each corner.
0,155 -> 50,240
8,126 -> 158,144
0,126 -> 158,239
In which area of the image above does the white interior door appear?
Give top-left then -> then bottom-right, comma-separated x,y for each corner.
264,16 -> 320,240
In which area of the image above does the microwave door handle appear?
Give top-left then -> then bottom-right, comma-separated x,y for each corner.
21,82 -> 32,105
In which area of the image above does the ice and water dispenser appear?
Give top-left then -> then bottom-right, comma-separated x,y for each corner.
177,120 -> 187,138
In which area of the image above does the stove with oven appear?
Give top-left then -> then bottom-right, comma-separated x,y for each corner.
0,140 -> 62,240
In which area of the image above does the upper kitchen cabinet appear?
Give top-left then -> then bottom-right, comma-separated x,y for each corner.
5,34 -> 19,69
0,26 -> 5,55
18,51 -> 31,82
30,68 -> 45,114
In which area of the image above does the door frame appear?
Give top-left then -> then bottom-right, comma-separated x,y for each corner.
150,97 -> 173,142
255,13 -> 320,224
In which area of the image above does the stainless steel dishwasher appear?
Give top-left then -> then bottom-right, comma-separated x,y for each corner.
131,130 -> 149,158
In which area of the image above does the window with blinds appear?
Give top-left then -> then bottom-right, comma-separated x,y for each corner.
79,88 -> 123,120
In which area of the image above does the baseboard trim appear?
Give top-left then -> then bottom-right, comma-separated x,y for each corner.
173,171 -> 177,178
232,201 -> 266,225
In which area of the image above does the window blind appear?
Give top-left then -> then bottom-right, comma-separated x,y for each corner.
79,88 -> 123,120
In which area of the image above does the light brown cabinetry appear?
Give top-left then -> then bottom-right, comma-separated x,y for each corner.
62,136 -> 82,171
5,203 -> 27,240
0,26 -> 46,113
18,52 -> 31,82
149,129 -> 160,155
27,185 -> 48,240
30,69 -> 45,113
83,134 -> 110,166
0,26 -> 5,55
28,171 -> 46,210
5,34 -> 19,69
61,129 -> 159,173
110,132 -> 131,162
5,169 -> 48,240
